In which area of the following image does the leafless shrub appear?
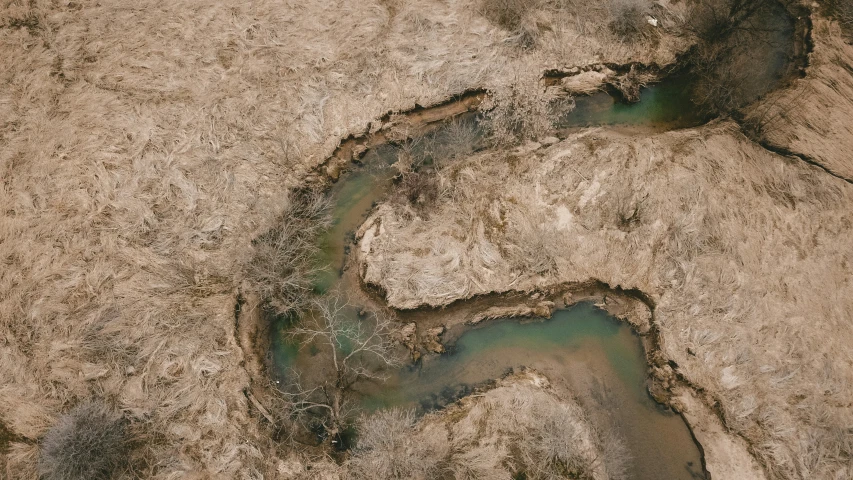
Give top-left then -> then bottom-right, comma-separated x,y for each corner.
608,0 -> 653,40
346,408 -> 448,479
681,0 -> 785,115
282,294 -> 402,441
485,78 -> 561,145
520,402 -> 592,479
393,117 -> 480,210
480,0 -> 539,31
244,189 -> 331,315
39,402 -> 129,480
598,430 -> 631,480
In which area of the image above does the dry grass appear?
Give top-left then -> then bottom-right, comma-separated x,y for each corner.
744,13 -> 853,180
0,0 -> 688,475
346,408 -> 448,479
357,123 -> 853,479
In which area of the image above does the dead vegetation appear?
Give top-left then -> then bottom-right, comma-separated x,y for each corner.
680,0 -> 794,116
244,189 -> 331,316
485,74 -> 568,145
608,0 -> 654,41
346,372 -> 630,480
38,402 -> 129,480
346,408 -> 447,480
826,0 -> 853,41
281,295 -> 402,443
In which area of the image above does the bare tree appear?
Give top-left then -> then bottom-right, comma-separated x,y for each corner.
244,188 -> 331,316
282,294 -> 402,442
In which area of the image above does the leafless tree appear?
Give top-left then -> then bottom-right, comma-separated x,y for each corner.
244,188 -> 331,316
282,294 -> 402,442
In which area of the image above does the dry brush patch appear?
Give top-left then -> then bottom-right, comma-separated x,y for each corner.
356,124 -> 853,479
346,371 -> 628,480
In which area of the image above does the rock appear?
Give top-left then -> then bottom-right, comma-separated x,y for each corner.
399,322 -> 417,351
532,301 -> 555,318
424,325 -> 445,354
325,163 -> 341,181
352,144 -> 368,160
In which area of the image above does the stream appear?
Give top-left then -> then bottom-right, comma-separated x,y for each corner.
268,4 -> 797,477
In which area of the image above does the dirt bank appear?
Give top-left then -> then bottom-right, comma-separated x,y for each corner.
746,5 -> 853,182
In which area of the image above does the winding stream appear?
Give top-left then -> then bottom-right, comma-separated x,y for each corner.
268,4 -> 798,477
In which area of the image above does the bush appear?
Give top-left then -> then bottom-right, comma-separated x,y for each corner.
39,402 -> 129,480
346,408 -> 447,479
608,0 -> 652,40
479,0 -> 538,31
244,189 -> 331,315
682,0 -> 789,115
485,77 -> 562,145
826,0 -> 853,41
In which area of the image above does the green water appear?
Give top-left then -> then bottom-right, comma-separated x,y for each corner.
557,75 -> 710,131
356,303 -> 705,480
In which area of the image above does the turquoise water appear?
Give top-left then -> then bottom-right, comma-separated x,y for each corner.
356,303 -> 705,480
557,75 -> 710,130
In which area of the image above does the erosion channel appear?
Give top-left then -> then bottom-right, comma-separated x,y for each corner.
266,3 -> 799,478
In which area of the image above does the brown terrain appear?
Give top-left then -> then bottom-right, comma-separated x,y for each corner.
1,0 -> 851,479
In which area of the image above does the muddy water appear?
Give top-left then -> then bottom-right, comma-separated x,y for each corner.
271,123 -> 709,477
360,304 -> 705,480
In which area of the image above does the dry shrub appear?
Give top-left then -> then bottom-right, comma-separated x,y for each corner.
608,0 -> 653,40
39,402 -> 129,480
244,189 -> 331,315
683,0 -> 791,115
480,0 -> 538,31
346,408 -> 448,479
485,77 -> 561,145
393,116 -> 481,211
516,400 -> 595,479
826,0 -> 853,41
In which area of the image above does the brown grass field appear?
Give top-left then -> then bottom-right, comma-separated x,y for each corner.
2,0 -> 852,478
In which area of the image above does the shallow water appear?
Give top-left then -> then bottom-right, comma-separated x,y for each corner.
556,74 -> 710,131
358,303 -> 705,480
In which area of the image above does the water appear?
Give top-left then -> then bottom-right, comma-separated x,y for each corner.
556,74 -> 710,131
357,303 -> 705,480
270,86 -> 715,476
